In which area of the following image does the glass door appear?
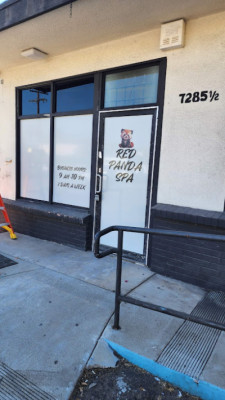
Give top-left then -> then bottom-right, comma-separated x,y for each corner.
95,108 -> 157,260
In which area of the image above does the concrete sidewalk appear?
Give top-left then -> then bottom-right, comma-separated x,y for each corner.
0,232 -> 224,400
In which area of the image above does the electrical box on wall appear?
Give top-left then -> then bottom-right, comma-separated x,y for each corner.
160,19 -> 185,50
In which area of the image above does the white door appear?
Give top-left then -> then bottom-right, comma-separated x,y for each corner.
95,109 -> 156,259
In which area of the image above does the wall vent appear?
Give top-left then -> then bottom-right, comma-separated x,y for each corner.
160,19 -> 185,50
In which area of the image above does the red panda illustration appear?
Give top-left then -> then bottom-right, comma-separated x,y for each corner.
119,129 -> 134,148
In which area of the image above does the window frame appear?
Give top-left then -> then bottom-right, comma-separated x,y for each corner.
55,77 -> 94,114
16,57 -> 167,212
21,85 -> 52,116
101,60 -> 163,111
103,64 -> 160,110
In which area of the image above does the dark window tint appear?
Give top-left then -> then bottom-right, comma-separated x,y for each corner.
56,80 -> 94,112
104,65 -> 159,108
22,87 -> 51,115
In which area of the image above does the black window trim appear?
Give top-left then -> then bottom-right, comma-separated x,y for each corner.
16,57 -> 167,216
102,63 -> 160,110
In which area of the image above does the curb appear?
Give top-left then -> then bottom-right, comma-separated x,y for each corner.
105,339 -> 225,400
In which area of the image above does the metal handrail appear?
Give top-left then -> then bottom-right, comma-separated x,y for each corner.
94,225 -> 225,330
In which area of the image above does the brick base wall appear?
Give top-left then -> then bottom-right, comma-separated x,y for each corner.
1,199 -> 92,251
150,204 -> 225,291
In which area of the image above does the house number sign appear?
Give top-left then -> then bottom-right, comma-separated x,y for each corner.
179,90 -> 219,104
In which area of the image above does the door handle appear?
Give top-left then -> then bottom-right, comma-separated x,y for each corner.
96,174 -> 102,194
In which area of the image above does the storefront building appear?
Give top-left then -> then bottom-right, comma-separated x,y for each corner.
1,0 -> 225,290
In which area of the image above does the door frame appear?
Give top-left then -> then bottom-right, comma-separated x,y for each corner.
92,106 -> 159,265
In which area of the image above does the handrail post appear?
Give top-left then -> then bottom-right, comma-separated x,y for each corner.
113,229 -> 123,329
95,225 -> 225,331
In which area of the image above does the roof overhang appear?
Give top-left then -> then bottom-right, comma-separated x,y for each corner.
1,0 -> 225,71
0,0 -> 75,32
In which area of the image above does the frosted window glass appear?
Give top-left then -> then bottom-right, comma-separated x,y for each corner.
20,119 -> 50,200
53,115 -> 93,207
104,66 -> 159,108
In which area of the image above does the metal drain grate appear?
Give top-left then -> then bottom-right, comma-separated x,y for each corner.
157,290 -> 225,379
191,291 -> 225,325
0,254 -> 17,269
0,362 -> 55,400
157,321 -> 220,379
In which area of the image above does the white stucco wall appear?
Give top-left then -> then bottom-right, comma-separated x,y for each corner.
0,11 -> 225,211
158,12 -> 225,212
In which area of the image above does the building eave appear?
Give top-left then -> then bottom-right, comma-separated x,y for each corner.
0,0 -> 76,32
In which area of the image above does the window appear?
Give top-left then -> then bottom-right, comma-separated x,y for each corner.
56,79 -> 94,112
17,60 -> 165,207
22,86 -> 51,115
20,119 -> 50,201
53,115 -> 93,207
104,65 -> 159,108
19,79 -> 94,206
